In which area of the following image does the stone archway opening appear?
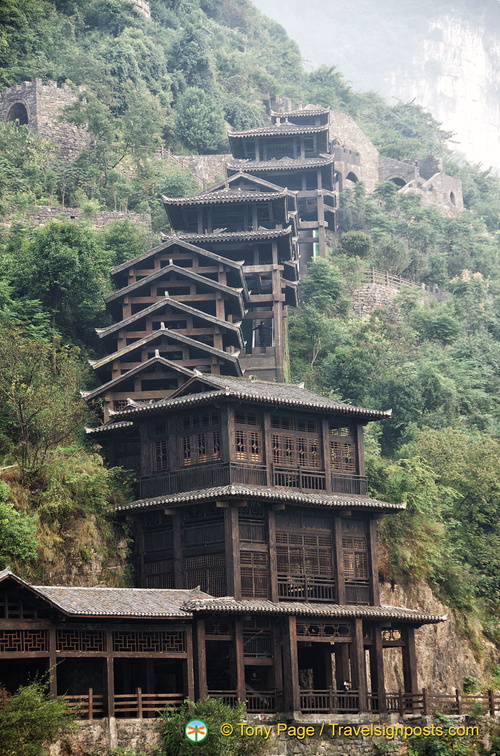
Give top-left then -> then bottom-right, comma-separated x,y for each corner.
6,102 -> 29,125
388,177 -> 406,188
450,191 -> 456,206
346,171 -> 359,184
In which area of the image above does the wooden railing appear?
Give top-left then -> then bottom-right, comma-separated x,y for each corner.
300,690 -> 359,713
139,463 -> 267,498
273,466 -> 326,491
140,462 -> 367,497
114,689 -> 184,718
331,473 -> 367,495
63,687 -> 500,718
345,582 -> 371,605
278,574 -> 336,602
363,269 -> 447,298
63,690 -> 104,719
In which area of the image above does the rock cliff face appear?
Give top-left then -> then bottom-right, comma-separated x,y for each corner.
252,0 -> 500,171
380,581 -> 495,692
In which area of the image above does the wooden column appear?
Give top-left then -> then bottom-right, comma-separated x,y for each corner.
272,621 -> 283,703
139,421 -> 152,478
369,518 -> 380,606
335,643 -> 350,689
263,412 -> 273,488
371,626 -> 386,712
234,618 -> 246,702
49,628 -> 57,698
106,629 -> 115,717
195,619 -> 207,700
268,507 -> 279,602
333,516 -> 346,605
351,619 -> 368,711
172,510 -> 184,588
224,505 -> 241,599
402,626 -> 418,695
282,616 -> 300,714
321,418 -> 332,493
186,625 -> 195,701
356,423 -> 365,476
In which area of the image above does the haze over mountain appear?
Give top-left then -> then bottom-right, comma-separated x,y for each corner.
252,0 -> 500,172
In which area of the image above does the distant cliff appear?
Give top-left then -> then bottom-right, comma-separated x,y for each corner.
252,0 -> 500,171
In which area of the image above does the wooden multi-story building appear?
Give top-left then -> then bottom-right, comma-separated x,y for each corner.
162,172 -> 299,382
227,106 -> 336,267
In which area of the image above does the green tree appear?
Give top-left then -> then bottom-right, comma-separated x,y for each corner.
159,698 -> 268,756
339,230 -> 372,258
0,482 -> 38,567
174,87 -> 226,153
0,679 -> 77,756
7,221 -> 112,338
0,329 -> 86,480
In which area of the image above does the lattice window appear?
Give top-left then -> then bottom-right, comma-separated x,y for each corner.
185,554 -> 226,596
113,631 -> 186,653
114,400 -> 128,411
235,410 -> 261,427
152,439 -> 168,471
235,429 -> 262,462
240,552 -> 269,599
145,528 -> 173,552
0,630 -> 48,652
342,536 -> 369,580
272,435 -> 321,468
183,503 -> 219,522
184,520 -> 224,546
271,414 -> 318,433
382,628 -> 402,642
0,593 -> 37,619
341,518 -> 368,533
276,532 -> 334,578
182,431 -> 221,466
243,618 -> 272,656
329,424 -> 353,437
144,559 -> 174,588
239,502 -> 266,543
181,412 -> 219,431
56,630 -> 106,653
330,440 -> 356,472
205,620 -> 232,638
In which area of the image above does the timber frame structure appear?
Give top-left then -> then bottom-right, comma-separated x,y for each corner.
0,106 -> 451,720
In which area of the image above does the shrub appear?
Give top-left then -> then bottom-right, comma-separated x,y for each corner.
159,698 -> 268,755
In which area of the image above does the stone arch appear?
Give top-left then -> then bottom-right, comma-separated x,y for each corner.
449,191 -> 456,206
388,176 -> 406,188
6,102 -> 29,125
346,171 -> 359,183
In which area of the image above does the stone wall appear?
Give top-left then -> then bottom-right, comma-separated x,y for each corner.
351,283 -> 401,316
329,111 -> 380,191
0,79 -> 90,159
400,171 -> 464,215
132,0 -> 151,19
50,714 -> 492,756
10,205 -> 152,232
378,155 -> 416,185
162,151 -> 232,189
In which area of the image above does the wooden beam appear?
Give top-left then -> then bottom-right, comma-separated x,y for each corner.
402,626 -> 418,694
371,626 -> 386,712
335,643 -> 350,689
234,618 -> 246,702
369,518 -> 380,606
333,516 -> 346,605
268,507 -> 278,603
322,418 -> 332,493
282,616 -> 300,714
351,619 -> 368,711
49,628 -> 57,698
224,506 -> 241,599
186,625 -> 195,701
106,630 -> 115,717
195,619 -> 207,700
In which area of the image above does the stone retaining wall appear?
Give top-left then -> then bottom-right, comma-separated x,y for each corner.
11,206 -> 152,231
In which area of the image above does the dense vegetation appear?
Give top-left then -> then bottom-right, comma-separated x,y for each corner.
0,0 -> 499,678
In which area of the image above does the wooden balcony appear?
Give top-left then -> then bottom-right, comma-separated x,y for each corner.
300,690 -> 359,713
278,575 -> 336,602
139,462 -> 367,499
345,582 -> 371,605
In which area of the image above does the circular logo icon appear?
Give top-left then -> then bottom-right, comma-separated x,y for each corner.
185,719 -> 208,743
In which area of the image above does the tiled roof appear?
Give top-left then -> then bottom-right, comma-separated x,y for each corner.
181,597 -> 445,625
228,156 -> 334,172
96,297 -> 242,341
88,332 -> 241,373
86,420 -> 134,434
116,484 -> 404,514
228,124 -> 328,138
82,357 -> 195,402
33,586 -> 210,618
162,190 -> 289,205
105,264 -> 244,306
270,106 -> 330,117
199,172 -> 289,195
173,228 -> 293,243
111,237 -> 245,277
